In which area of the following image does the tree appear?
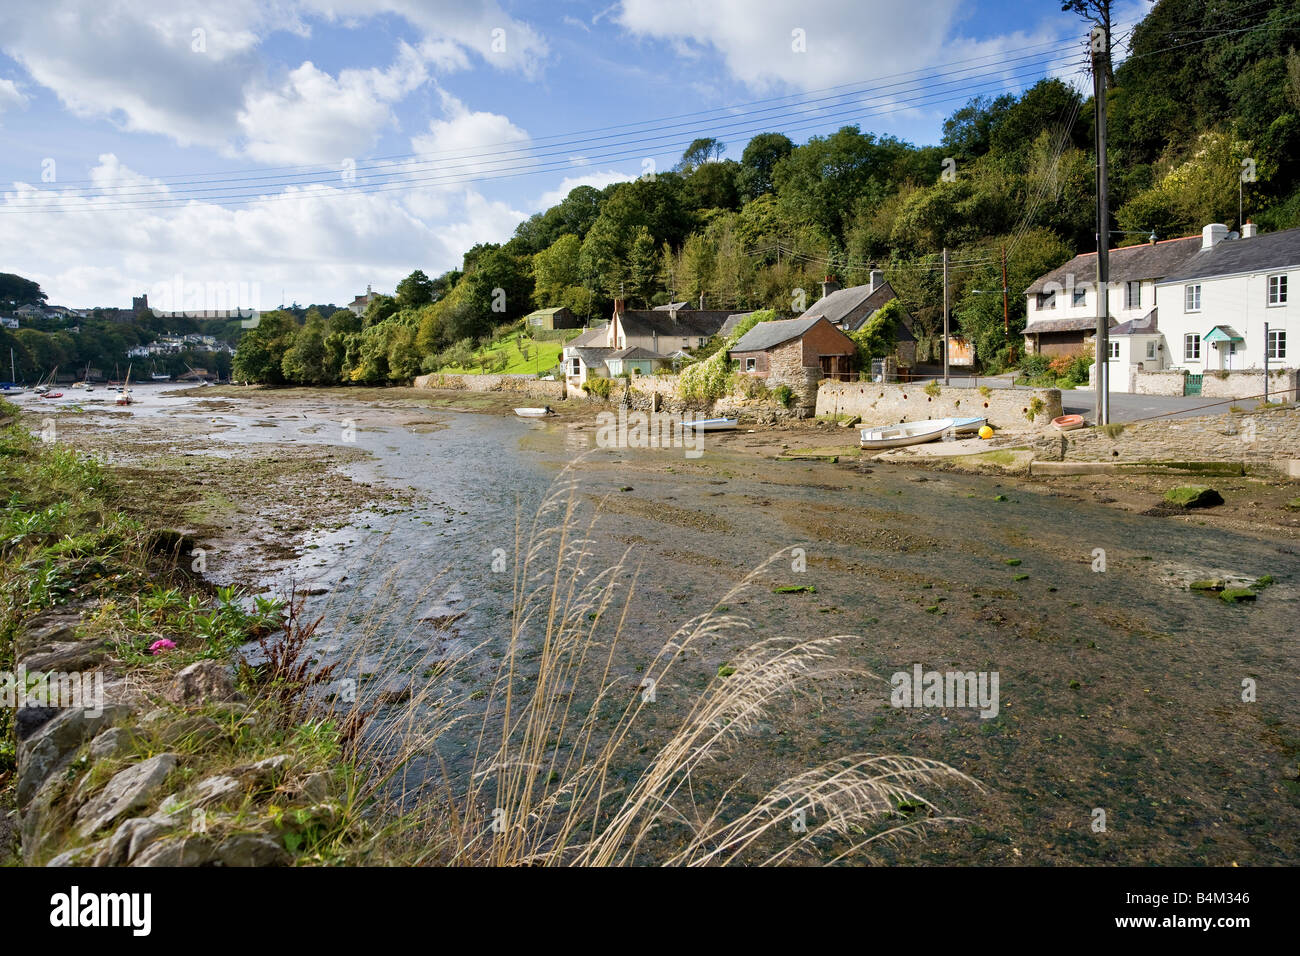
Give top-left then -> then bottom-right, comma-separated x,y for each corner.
774,126 -> 908,242
532,234 -> 582,306
395,269 -> 435,309
281,313 -> 329,384
679,137 -> 725,172
232,310 -> 298,385
0,273 -> 45,308
625,226 -> 659,307
738,132 -> 794,200
1062,0 -> 1116,82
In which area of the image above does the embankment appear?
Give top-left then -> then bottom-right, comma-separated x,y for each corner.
413,372 -> 565,401
816,381 -> 1063,431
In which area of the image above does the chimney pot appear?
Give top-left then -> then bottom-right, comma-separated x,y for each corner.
1241,221 -> 1258,239
1202,223 -> 1229,250
869,268 -> 884,292
820,278 -> 841,300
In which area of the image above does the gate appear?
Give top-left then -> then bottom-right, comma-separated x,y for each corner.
1184,373 -> 1202,396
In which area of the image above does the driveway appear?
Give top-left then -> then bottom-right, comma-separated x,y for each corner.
1061,388 -> 1235,423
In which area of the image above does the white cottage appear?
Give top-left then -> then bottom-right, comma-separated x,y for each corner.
1155,223 -> 1296,383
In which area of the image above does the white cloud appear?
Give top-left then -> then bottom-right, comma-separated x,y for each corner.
615,0 -> 1071,99
0,0 -> 548,156
410,90 -> 532,182
0,79 -> 28,114
0,154 -> 526,305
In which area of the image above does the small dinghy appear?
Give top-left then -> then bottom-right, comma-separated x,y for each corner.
514,406 -> 553,417
949,416 -> 987,434
1051,414 -> 1085,431
860,418 -> 956,450
679,417 -> 738,432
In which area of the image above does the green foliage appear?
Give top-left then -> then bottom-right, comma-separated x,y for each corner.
850,298 -> 905,365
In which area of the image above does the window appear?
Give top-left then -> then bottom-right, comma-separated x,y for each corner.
1267,274 -> 1288,306
1145,340 -> 1157,361
1184,333 -> 1201,361
1071,285 -> 1086,307
1185,284 -> 1201,312
1036,290 -> 1056,310
1268,329 -> 1287,360
744,357 -> 756,372
1125,281 -> 1141,309
1108,340 -> 1120,359
569,358 -> 580,376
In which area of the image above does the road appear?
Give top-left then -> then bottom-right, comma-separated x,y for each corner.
1060,389 -> 1236,423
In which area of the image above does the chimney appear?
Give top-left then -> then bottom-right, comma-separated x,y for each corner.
698,292 -> 705,309
1202,223 -> 1228,250
821,278 -> 841,300
869,268 -> 884,292
613,297 -> 625,316
1242,221 -> 1257,239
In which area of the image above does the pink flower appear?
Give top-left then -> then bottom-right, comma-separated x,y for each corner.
149,639 -> 177,655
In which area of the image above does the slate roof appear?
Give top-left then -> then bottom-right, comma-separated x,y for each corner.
567,326 -> 610,348
1160,226 -> 1300,283
608,346 -> 668,361
799,280 -> 915,339
1110,309 -> 1159,336
1023,316 -> 1114,334
730,315 -> 827,352
572,347 -> 613,368
1024,236 -> 1202,294
617,310 -> 732,338
719,312 -> 754,340
526,307 -> 567,316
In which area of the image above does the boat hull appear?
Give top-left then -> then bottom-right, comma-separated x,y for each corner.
1052,414 -> 1085,431
859,418 -> 956,450
679,418 -> 738,431
514,407 -> 552,417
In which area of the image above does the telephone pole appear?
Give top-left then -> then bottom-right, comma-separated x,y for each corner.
942,246 -> 950,385
1092,23 -> 1111,425
1001,244 -> 1012,363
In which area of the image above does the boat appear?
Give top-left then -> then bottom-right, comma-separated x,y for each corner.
115,365 -> 135,406
150,362 -> 170,381
949,416 -> 988,434
860,418 -> 957,450
678,417 -> 739,431
1051,414 -> 1086,431
514,406 -> 553,417
41,391 -> 64,399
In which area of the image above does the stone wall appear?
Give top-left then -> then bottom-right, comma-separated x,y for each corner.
1030,405 -> 1300,463
1201,368 -> 1299,401
413,372 -> 566,400
1134,370 -> 1187,396
815,381 -> 1063,431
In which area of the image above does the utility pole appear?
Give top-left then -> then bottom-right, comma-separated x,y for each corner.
942,246 -> 950,385
1092,23 -> 1110,426
1264,321 -> 1270,403
1001,244 -> 1013,364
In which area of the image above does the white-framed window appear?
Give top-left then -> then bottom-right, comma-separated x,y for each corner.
1184,284 -> 1201,312
1125,280 -> 1141,309
1071,285 -> 1086,307
1108,340 -> 1120,359
1268,329 -> 1287,360
744,357 -> 756,372
1184,333 -> 1201,361
1267,274 -> 1288,306
1036,290 -> 1056,310
1145,340 -> 1157,361
569,357 -> 580,376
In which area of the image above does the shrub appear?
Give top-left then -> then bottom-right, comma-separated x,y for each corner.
584,376 -> 612,399
923,382 -> 941,398
772,384 -> 794,407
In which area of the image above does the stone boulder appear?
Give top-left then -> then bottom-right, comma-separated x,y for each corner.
17,704 -> 132,808
74,753 -> 179,838
165,660 -> 238,706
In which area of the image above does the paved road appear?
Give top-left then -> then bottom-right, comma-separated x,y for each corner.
1060,389 -> 1237,423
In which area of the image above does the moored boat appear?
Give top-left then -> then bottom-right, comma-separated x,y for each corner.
1051,414 -> 1085,431
859,418 -> 956,450
949,416 -> 987,434
514,406 -> 553,417
679,417 -> 738,431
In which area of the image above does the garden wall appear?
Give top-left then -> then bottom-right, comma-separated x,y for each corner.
815,382 -> 1063,432
1201,368 -> 1299,401
413,372 -> 566,400
1030,405 -> 1300,462
1133,370 -> 1187,396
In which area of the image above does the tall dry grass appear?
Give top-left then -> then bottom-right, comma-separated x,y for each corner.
269,461 -> 978,866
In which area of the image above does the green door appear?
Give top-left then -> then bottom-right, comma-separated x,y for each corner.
1184,373 -> 1202,396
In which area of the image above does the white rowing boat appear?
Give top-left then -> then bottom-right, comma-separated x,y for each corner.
949,416 -> 987,434
514,406 -> 553,417
860,418 -> 957,449
679,417 -> 738,432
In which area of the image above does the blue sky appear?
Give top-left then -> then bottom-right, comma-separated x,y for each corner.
0,0 -> 1147,307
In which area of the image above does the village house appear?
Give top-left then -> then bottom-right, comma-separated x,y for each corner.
608,300 -> 734,354
1,316 -> 18,329
524,306 -> 580,330
347,284 -> 382,316
561,325 -> 615,392
729,314 -> 857,383
798,273 -> 917,366
1022,233 -> 1201,358
605,346 -> 671,377
1152,222 -> 1297,391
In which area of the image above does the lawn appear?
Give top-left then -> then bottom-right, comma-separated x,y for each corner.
436,330 -> 577,375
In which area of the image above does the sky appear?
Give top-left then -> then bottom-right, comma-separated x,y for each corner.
0,0 -> 1149,309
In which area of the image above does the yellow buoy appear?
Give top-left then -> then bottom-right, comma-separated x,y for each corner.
978,425 -> 994,439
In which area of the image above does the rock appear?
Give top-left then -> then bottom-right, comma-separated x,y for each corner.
230,754 -> 292,788
47,840 -> 107,867
158,715 -> 224,748
14,706 -> 61,742
17,704 -> 132,808
89,726 -> 141,761
1188,579 -> 1226,591
215,834 -> 291,867
1220,588 -> 1257,604
300,772 -> 332,802
93,817 -> 172,866
19,641 -> 108,673
165,660 -> 237,706
1163,485 -> 1224,508
131,835 -> 217,867
189,774 -> 244,808
74,753 -> 179,838
14,611 -> 81,659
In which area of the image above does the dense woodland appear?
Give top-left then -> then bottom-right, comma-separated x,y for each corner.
7,0 -> 1300,386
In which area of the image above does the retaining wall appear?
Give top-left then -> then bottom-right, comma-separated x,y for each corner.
815,382 -> 1063,431
413,372 -> 566,400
